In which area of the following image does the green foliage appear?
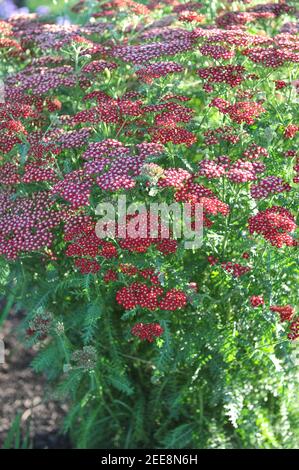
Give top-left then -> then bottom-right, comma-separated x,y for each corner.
1,414 -> 32,449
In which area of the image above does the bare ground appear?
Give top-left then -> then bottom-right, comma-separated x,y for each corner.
0,312 -> 71,448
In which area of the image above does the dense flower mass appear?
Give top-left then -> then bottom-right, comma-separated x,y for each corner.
0,1 -> 298,351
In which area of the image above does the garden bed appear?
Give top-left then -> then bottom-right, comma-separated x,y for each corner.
0,314 -> 70,448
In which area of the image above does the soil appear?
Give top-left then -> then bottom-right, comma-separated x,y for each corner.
0,311 -> 71,449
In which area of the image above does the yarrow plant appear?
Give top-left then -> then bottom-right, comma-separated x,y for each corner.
0,0 -> 298,449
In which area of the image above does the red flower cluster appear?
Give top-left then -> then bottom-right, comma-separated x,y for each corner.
244,47 -> 295,68
210,98 -> 266,125
117,283 -> 159,310
116,282 -> 187,311
159,289 -> 188,311
131,322 -> 164,342
270,305 -> 294,322
198,160 -> 226,179
243,144 -> 269,160
250,296 -> 264,307
0,191 -> 63,259
158,168 -> 191,188
52,170 -> 93,208
203,126 -> 240,145
117,211 -> 178,255
250,176 -> 291,199
136,62 -> 184,83
8,65 -> 77,96
227,161 -> 260,183
151,126 -> 196,147
82,139 -> 165,192
207,255 -> 219,266
288,319 -> 299,341
104,269 -> 118,283
293,156 -> 299,184
199,44 -> 234,60
75,258 -> 101,274
284,124 -> 299,139
111,38 -> 195,64
249,206 -> 297,248
270,305 -> 299,340
82,60 -> 118,74
198,157 -> 266,184
222,262 -> 251,278
197,65 -> 246,88
275,80 -> 287,90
